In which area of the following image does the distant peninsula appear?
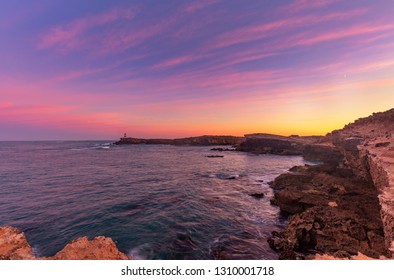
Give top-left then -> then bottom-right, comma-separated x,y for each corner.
114,135 -> 245,146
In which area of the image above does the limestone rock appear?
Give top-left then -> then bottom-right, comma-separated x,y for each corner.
0,226 -> 35,260
0,226 -> 131,260
46,236 -> 130,260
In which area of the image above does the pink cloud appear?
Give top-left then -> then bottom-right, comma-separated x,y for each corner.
208,9 -> 367,50
96,15 -> 180,55
0,104 -> 77,122
0,102 -> 14,109
293,24 -> 394,46
152,55 -> 204,70
355,33 -> 394,45
182,0 -> 220,13
359,60 -> 394,72
282,0 -> 340,13
38,7 -> 134,51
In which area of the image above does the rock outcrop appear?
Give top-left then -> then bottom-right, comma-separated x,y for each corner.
46,236 -> 129,260
268,164 -> 388,259
0,226 -> 130,260
0,226 -> 35,260
268,108 -> 394,259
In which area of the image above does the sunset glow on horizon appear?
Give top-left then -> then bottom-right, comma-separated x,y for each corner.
1,0 -> 394,140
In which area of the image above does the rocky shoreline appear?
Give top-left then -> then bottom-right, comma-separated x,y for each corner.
1,109 -> 393,260
267,109 -> 394,259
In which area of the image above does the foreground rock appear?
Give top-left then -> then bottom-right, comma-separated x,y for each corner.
0,226 -> 35,260
46,236 -> 129,260
268,108 -> 394,259
314,252 -> 388,260
0,226 -> 130,260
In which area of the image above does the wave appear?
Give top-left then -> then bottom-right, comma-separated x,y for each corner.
70,143 -> 113,151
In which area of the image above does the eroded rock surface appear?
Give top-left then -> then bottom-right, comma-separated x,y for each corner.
0,226 -> 35,260
0,226 -> 130,260
329,109 -> 394,251
46,236 -> 130,260
268,164 -> 388,259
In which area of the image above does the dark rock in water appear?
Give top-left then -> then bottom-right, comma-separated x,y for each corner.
250,193 -> 265,199
206,155 -> 224,158
210,147 -> 236,151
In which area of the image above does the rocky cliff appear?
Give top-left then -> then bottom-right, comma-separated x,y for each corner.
329,109 -> 394,251
268,108 -> 394,259
0,226 -> 130,260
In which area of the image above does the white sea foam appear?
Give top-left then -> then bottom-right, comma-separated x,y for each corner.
128,244 -> 150,260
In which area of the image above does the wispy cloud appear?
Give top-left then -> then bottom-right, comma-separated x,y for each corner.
152,55 -> 205,70
293,23 -> 394,46
207,9 -> 367,50
282,0 -> 340,13
0,102 -> 14,109
182,0 -> 220,13
38,7 -> 134,51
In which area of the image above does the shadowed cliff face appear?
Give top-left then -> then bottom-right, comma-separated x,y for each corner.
329,108 -> 394,252
0,226 -> 130,260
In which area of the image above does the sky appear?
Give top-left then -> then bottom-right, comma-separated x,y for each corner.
1,0 -> 394,140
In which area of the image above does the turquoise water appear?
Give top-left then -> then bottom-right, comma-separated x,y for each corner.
0,141 -> 307,259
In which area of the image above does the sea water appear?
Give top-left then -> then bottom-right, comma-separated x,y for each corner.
0,141 -> 308,259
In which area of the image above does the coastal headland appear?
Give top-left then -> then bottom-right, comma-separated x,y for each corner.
114,135 -> 245,146
1,108 -> 393,260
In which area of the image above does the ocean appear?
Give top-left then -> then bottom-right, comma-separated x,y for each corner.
0,141 -> 308,259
